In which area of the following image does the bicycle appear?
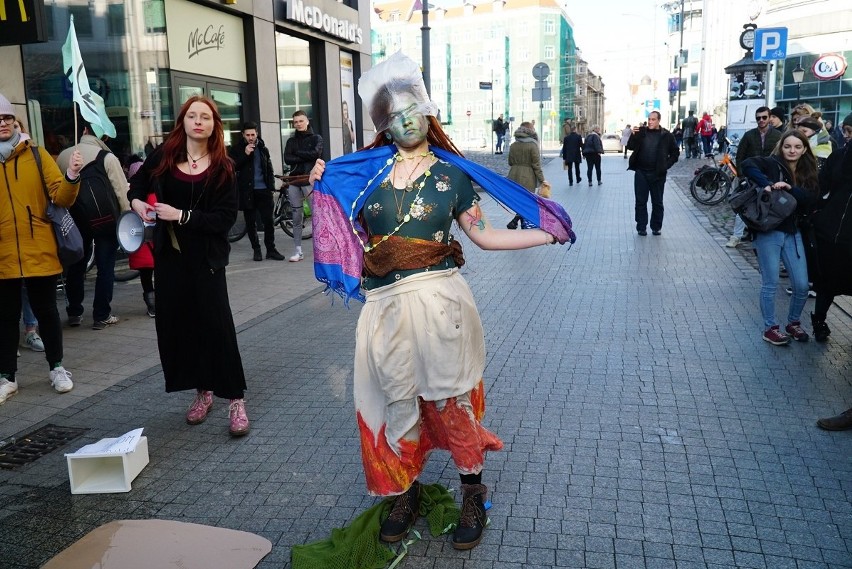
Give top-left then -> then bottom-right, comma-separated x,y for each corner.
689,140 -> 740,206
228,174 -> 312,242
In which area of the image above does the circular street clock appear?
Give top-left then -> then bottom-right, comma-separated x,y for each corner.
740,27 -> 756,51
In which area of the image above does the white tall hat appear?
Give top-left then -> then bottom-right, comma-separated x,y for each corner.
358,51 -> 439,132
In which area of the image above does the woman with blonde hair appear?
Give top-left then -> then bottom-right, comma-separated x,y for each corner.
128,96 -> 249,436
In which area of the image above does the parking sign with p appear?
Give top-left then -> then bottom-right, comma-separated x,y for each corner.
754,27 -> 788,62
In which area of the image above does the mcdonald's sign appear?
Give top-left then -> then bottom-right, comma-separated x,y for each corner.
0,0 -> 48,46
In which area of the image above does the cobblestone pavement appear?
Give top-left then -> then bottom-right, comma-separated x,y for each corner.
1,150 -> 851,569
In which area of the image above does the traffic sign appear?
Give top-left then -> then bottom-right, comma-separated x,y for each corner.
754,27 -> 788,62
532,62 -> 550,80
479,81 -> 493,90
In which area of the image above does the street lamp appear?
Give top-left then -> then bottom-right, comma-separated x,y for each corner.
792,63 -> 805,103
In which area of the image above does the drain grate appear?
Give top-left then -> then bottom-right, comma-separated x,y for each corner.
0,424 -> 89,470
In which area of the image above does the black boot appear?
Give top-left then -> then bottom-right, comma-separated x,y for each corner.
266,248 -> 285,261
811,313 -> 830,342
452,483 -> 487,550
252,247 -> 263,262
380,481 -> 420,543
143,291 -> 155,318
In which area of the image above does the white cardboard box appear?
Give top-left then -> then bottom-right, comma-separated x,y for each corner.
66,436 -> 149,494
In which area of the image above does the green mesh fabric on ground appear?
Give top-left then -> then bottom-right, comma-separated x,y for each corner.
291,483 -> 460,569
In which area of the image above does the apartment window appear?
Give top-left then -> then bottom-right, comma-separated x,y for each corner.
690,73 -> 698,88
545,46 -> 555,59
107,4 -> 126,37
465,53 -> 472,65
544,20 -> 555,34
69,5 -> 93,37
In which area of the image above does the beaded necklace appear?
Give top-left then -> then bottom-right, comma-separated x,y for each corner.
348,151 -> 435,253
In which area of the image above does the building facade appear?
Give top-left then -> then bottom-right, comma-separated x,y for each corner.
763,0 -> 852,128
371,0 -> 597,147
0,0 -> 373,172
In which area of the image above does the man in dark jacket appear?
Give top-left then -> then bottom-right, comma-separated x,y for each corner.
725,107 -> 783,248
230,122 -> 284,261
283,111 -> 323,262
626,111 -> 679,236
493,114 -> 507,154
681,110 -> 698,158
560,126 -> 583,186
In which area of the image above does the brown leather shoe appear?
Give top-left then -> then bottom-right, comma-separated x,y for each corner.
817,408 -> 852,431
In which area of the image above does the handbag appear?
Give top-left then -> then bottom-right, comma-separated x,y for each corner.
31,147 -> 85,267
729,177 -> 797,232
538,181 -> 552,199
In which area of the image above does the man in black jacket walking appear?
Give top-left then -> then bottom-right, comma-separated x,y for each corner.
284,111 -> 323,262
626,111 -> 680,236
230,122 -> 284,261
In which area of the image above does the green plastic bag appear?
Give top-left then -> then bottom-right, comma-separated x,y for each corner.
303,198 -> 312,217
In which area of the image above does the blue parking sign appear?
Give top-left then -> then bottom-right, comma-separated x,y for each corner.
754,28 -> 788,62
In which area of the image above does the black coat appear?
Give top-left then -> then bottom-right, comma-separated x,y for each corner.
814,144 -> 852,245
561,133 -> 583,163
626,127 -> 679,176
229,139 -> 275,210
127,148 -> 237,271
284,129 -> 324,176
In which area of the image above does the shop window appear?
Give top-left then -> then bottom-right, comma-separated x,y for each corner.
276,33 -> 314,147
23,0 -> 170,159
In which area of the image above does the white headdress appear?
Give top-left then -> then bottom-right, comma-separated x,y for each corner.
358,51 -> 439,132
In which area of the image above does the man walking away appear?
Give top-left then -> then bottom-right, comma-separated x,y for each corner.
283,111 -> 323,262
682,110 -> 698,159
57,122 -> 129,330
726,107 -> 782,248
582,126 -> 604,186
230,122 -> 284,261
561,126 -> 583,186
493,114 -> 506,154
626,111 -> 679,236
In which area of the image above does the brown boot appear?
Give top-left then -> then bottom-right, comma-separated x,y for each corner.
817,407 -> 852,431
452,483 -> 488,550
379,481 -> 420,542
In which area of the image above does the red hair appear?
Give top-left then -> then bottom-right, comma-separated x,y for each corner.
364,116 -> 465,156
153,96 -> 234,190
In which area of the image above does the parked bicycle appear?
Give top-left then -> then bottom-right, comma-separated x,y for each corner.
689,138 -> 740,206
228,174 -> 312,243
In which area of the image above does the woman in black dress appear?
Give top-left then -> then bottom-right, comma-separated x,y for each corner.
128,96 -> 248,436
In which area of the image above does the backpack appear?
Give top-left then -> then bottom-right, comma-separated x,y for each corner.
71,150 -> 120,235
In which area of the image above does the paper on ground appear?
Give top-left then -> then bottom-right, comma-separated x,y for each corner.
67,428 -> 144,456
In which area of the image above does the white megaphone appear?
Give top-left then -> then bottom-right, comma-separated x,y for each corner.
117,211 -> 156,253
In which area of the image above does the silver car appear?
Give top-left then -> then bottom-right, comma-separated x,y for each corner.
601,133 -> 623,153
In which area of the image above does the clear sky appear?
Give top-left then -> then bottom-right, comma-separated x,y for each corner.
566,0 -> 669,90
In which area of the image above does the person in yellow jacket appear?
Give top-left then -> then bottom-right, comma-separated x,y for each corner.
0,93 -> 83,405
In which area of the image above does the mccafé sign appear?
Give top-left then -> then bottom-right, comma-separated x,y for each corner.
285,0 -> 363,44
812,53 -> 847,81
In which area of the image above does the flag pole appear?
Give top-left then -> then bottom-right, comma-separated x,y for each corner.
73,102 -> 78,147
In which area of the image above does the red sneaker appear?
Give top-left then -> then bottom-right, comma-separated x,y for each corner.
785,322 -> 809,342
763,325 -> 791,346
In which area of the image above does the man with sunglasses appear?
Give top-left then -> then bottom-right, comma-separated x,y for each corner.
727,107 -> 783,247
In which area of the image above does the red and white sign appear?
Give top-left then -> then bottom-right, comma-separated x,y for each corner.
812,53 -> 848,81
